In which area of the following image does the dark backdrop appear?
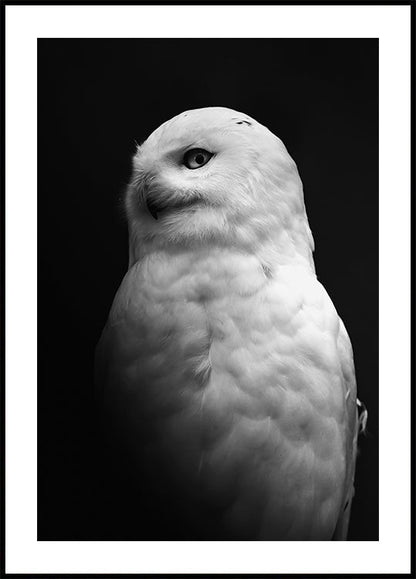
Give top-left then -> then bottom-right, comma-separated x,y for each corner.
38,38 -> 378,540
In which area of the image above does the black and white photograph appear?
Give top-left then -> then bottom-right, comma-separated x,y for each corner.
3,2 -> 413,576
37,37 -> 378,542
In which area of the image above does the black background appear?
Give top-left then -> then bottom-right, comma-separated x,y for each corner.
38,39 -> 378,540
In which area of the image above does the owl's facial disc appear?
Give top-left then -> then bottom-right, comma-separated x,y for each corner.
145,147 -> 214,219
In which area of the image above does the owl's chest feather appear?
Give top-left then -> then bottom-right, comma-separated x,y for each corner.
120,250 -> 296,380
102,249 -> 348,539
110,249 -> 342,423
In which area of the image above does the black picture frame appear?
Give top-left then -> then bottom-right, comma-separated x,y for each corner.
1,1 -> 414,577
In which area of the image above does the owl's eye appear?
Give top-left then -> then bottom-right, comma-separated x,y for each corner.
183,148 -> 213,170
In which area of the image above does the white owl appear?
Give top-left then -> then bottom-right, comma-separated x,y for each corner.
95,107 -> 365,540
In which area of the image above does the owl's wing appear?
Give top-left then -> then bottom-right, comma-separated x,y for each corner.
332,319 -> 359,540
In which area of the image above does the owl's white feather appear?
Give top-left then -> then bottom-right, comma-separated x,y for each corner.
96,107 -> 360,540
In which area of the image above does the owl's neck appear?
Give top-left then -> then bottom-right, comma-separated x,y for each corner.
257,217 -> 316,273
128,218 -> 315,275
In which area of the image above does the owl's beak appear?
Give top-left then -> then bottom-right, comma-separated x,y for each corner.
145,192 -> 203,220
146,196 -> 160,220
144,189 -> 170,220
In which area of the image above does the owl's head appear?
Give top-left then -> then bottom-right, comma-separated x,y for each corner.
126,107 -> 314,265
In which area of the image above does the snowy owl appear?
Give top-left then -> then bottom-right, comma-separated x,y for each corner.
95,107 -> 365,540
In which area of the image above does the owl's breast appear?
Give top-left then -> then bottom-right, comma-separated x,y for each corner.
97,250 -> 350,539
